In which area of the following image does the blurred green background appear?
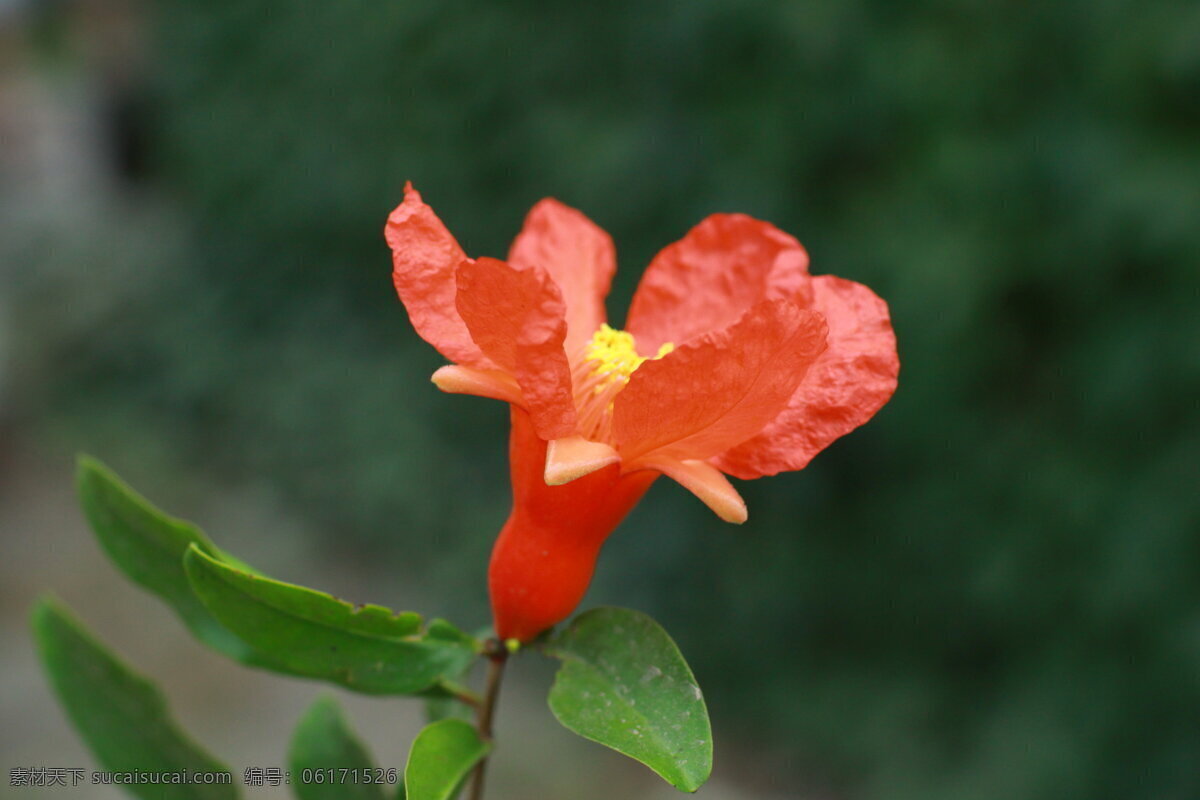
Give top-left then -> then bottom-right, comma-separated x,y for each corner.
3,0 -> 1198,798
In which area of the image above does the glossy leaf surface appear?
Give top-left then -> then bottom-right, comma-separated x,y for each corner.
404,720 -> 489,800
545,607 -> 712,792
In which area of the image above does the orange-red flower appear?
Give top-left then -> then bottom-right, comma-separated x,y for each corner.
386,184 -> 898,642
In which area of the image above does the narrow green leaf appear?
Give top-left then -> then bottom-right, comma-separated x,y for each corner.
31,597 -> 238,800
545,607 -> 712,792
288,697 -> 388,800
420,622 -> 479,723
424,619 -> 476,647
184,546 -> 477,694
75,455 -> 256,662
404,720 -> 489,800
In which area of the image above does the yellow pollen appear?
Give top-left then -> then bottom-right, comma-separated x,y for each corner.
584,324 -> 673,390
573,324 -> 673,442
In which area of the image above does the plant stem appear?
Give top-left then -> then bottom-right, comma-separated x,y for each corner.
442,681 -> 483,709
468,642 -> 508,800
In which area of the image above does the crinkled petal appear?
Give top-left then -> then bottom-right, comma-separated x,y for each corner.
544,436 -> 620,486
455,257 -> 577,439
640,457 -> 747,523
431,365 -> 522,405
385,183 -> 490,366
509,199 -> 616,354
625,213 -> 812,353
615,298 -> 828,464
714,276 -> 899,478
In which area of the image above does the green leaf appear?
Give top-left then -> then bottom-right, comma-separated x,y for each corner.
420,622 -> 479,723
424,619 -> 476,647
545,607 -> 712,793
75,455 -> 257,663
76,457 -> 478,695
288,697 -> 387,800
184,546 -> 478,694
403,720 -> 489,800
31,597 -> 238,800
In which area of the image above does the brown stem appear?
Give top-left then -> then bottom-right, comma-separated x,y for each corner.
468,642 -> 508,800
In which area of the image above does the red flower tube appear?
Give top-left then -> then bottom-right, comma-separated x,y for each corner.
490,405 -> 657,643
385,185 -> 898,642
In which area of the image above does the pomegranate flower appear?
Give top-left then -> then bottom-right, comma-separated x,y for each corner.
386,184 -> 898,642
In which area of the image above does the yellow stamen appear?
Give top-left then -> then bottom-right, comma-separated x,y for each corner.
573,324 -> 673,442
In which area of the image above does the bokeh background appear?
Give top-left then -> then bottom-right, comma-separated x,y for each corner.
3,0 -> 1198,798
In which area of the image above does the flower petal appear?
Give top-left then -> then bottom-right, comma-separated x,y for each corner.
455,257 -> 577,440
714,276 -> 899,478
544,436 -> 620,486
385,183 -> 490,366
625,213 -> 812,353
509,199 -> 616,354
640,457 -> 747,523
431,365 -> 523,405
615,298 -> 828,464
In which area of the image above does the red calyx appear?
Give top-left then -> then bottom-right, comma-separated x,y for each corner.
488,406 -> 657,643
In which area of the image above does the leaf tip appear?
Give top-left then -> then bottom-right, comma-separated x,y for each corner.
29,593 -> 61,639
74,453 -> 120,492
74,454 -> 103,495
